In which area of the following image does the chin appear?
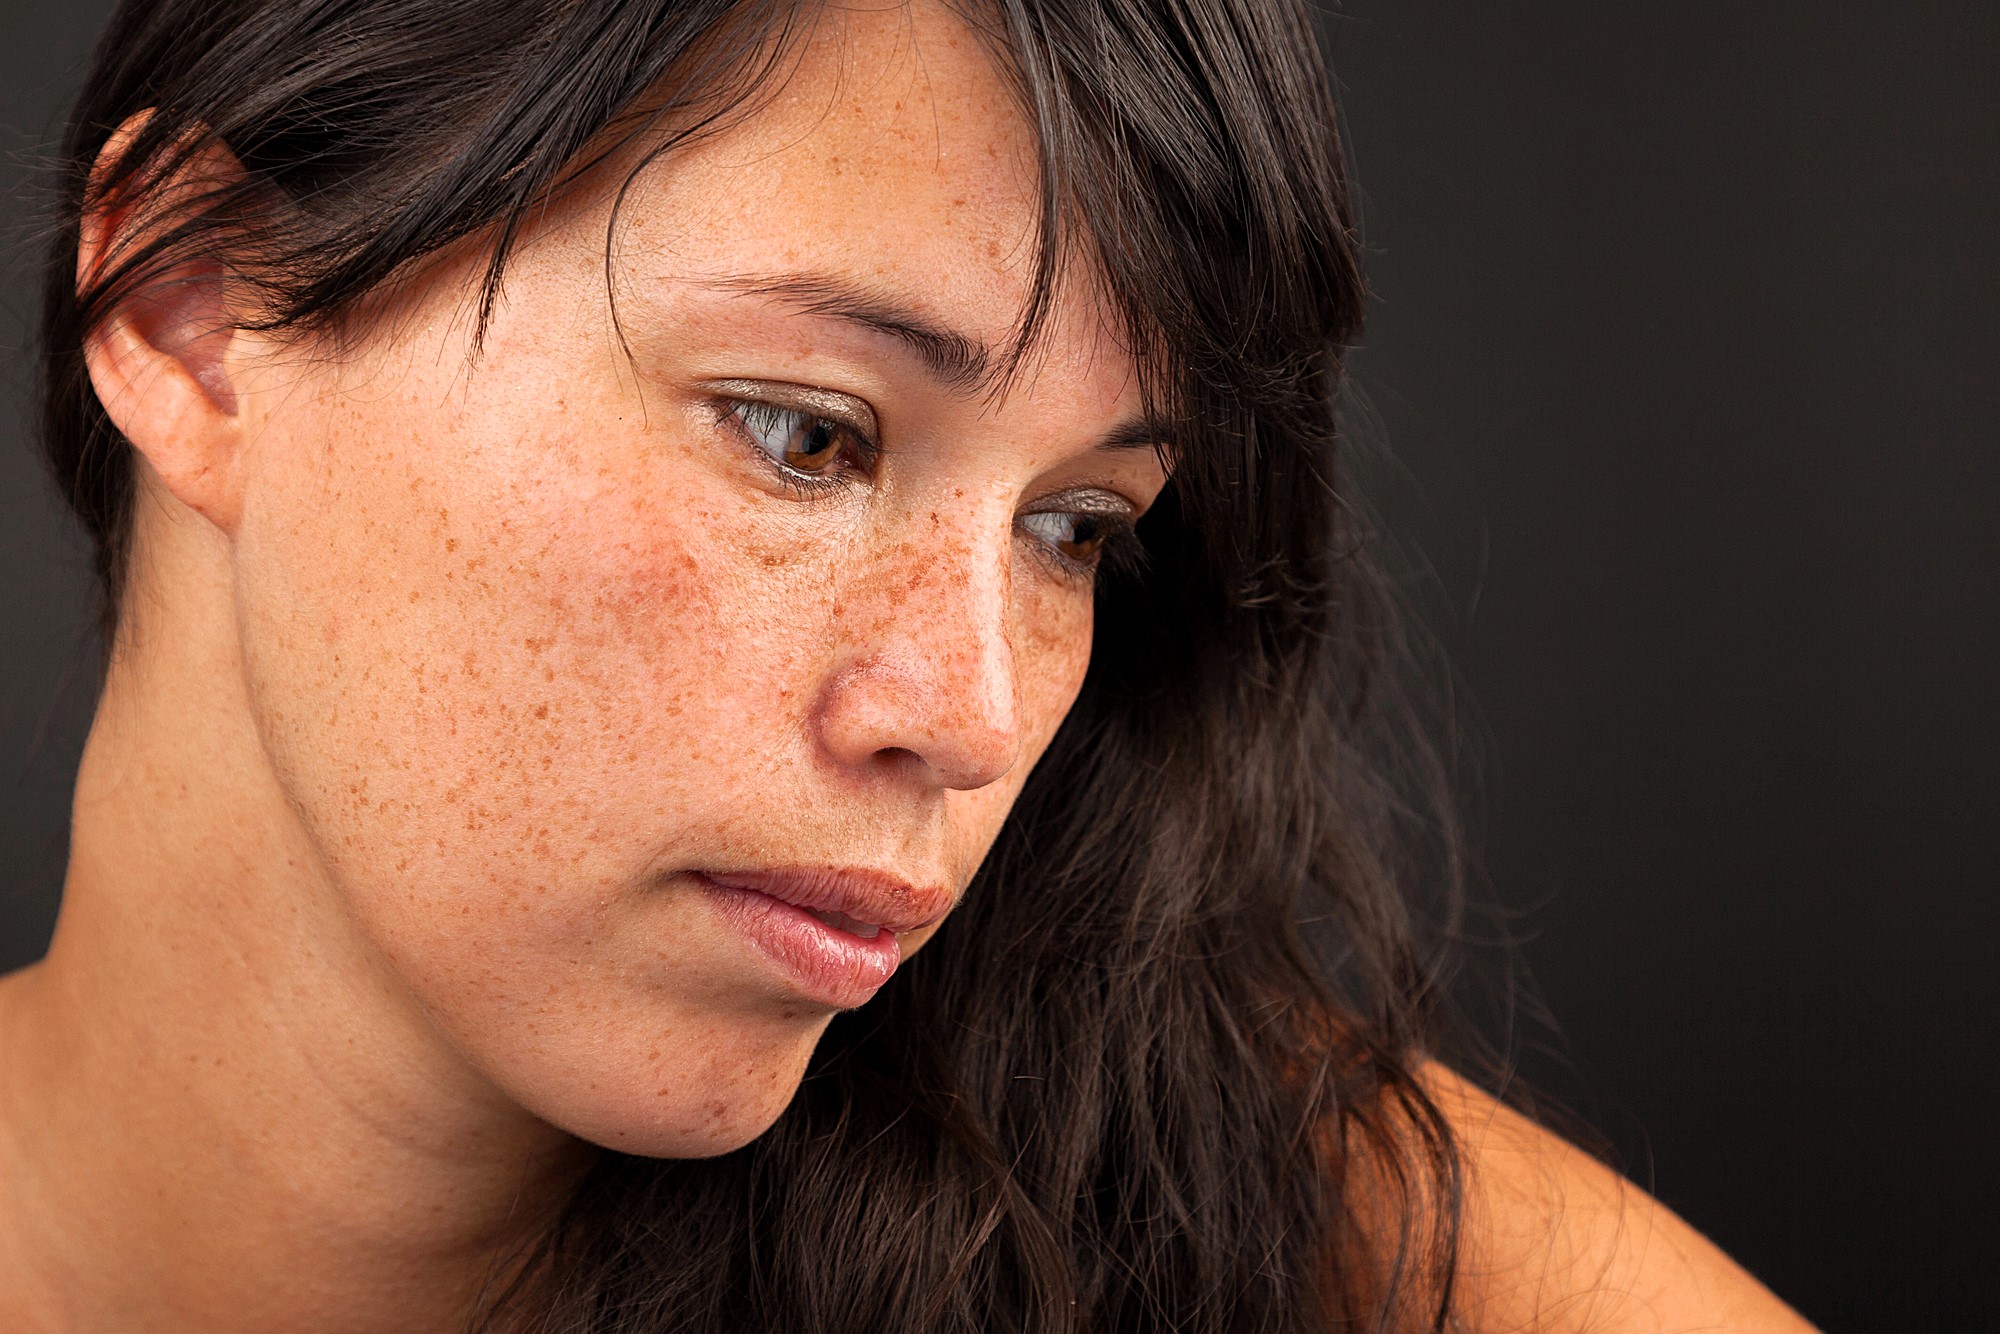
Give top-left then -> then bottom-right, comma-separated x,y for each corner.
497,1007 -> 831,1160
569,1099 -> 797,1160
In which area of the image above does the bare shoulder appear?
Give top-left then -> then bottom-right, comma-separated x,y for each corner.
1418,1062 -> 1818,1333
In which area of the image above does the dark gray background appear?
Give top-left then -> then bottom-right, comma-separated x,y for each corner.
1,3 -> 1993,1330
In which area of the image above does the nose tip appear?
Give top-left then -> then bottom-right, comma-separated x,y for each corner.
815,645 -> 1023,791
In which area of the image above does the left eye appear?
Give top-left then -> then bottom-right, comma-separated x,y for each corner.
1019,510 -> 1114,564
729,401 -> 866,477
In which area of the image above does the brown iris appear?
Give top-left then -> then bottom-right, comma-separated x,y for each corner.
780,415 -> 853,473
730,399 -> 868,478
1056,514 -> 1108,561
1019,508 -> 1119,566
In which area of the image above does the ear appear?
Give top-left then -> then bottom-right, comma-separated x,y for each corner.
78,115 -> 255,534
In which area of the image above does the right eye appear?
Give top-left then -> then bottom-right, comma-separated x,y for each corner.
727,400 -> 870,479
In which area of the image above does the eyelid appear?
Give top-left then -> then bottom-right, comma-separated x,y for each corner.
698,378 -> 879,443
1022,485 -> 1142,522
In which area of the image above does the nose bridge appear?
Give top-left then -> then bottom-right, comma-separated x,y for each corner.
910,511 -> 1016,709
818,502 -> 1022,789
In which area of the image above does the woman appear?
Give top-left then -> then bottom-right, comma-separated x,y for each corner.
0,0 -> 1813,1329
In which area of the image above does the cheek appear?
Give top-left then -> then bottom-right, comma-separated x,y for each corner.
241,366 -> 1098,897
231,361 -> 854,1134
1014,571 -> 1097,753
250,421 -> 821,889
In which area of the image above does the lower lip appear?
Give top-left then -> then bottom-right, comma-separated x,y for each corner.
696,877 -> 903,1009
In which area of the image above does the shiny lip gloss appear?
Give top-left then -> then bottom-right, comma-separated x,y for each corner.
693,867 -> 951,1009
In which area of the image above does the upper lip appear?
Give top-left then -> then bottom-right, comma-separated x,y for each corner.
695,866 -> 955,935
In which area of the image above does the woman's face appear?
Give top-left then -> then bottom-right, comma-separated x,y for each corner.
219,0 -> 1164,1155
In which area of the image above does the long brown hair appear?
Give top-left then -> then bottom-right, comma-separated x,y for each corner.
39,0 -> 1466,1327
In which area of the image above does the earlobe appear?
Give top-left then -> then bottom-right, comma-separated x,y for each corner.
77,120 -> 252,534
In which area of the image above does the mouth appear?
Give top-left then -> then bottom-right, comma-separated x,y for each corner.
692,867 -> 953,1009
804,908 -> 885,940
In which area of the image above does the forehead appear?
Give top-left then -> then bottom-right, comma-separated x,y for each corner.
609,0 -> 1134,397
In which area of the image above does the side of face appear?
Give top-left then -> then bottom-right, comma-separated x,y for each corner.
193,1 -> 1165,1154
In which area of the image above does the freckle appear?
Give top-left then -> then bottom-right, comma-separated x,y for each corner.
543,666 -> 556,682
445,538 -> 458,552
534,705 -> 548,719
408,590 -> 420,603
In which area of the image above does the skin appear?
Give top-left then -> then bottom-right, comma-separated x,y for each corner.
0,2 -> 1815,1330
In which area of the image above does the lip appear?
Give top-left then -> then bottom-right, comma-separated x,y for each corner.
694,867 -> 954,1009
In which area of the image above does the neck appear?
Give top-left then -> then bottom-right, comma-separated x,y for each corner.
0,534 -> 586,1334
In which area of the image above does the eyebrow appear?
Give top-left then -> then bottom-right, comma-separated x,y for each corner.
698,268 -> 1170,457
702,270 -> 995,393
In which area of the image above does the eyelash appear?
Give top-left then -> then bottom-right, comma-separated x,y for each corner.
711,393 -> 1146,583
1020,507 -> 1146,585
714,398 -> 877,499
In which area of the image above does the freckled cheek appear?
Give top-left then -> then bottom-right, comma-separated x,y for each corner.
468,490 -> 860,878
561,487 -> 838,711
257,428 -> 767,845
1013,585 -> 1096,752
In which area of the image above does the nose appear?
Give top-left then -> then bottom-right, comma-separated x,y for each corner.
812,514 -> 1023,791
